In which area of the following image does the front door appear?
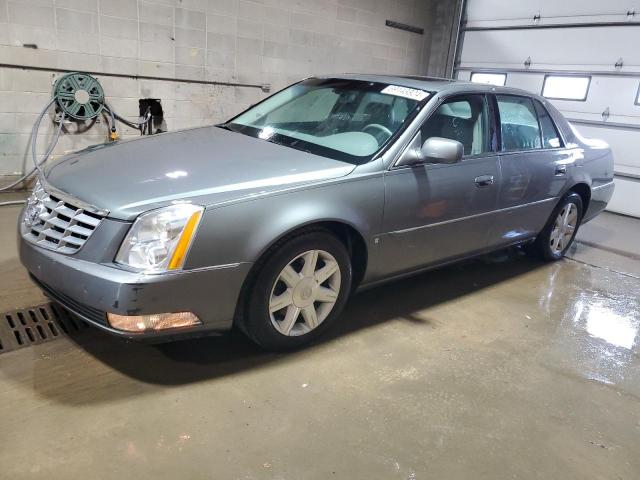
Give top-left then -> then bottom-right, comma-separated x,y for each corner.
379,93 -> 501,276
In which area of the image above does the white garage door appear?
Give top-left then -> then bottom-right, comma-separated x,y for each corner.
455,0 -> 640,217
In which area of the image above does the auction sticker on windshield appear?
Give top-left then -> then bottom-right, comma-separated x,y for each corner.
381,85 -> 430,101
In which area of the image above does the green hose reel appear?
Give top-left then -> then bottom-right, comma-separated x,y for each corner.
53,72 -> 105,120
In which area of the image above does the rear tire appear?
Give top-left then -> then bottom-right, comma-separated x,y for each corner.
237,230 -> 352,351
526,192 -> 583,261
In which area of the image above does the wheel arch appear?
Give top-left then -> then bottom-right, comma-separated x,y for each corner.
251,218 -> 369,290
232,217 -> 370,330
567,182 -> 591,217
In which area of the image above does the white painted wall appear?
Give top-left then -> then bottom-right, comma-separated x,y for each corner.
457,0 -> 640,217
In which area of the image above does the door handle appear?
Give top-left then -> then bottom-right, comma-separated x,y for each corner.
474,175 -> 494,187
555,165 -> 567,175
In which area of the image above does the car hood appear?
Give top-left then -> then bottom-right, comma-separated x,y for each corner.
44,126 -> 356,220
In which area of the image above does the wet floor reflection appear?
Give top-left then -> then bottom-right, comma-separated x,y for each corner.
539,262 -> 639,392
583,302 -> 637,350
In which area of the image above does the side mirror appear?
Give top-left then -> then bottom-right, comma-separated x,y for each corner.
396,136 -> 463,166
421,137 -> 463,164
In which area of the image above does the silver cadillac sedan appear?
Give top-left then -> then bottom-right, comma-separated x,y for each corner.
19,75 -> 615,350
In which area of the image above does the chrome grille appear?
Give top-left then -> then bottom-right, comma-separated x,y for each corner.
23,182 -> 104,254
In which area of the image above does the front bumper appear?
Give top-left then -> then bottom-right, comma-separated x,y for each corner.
19,232 -> 252,341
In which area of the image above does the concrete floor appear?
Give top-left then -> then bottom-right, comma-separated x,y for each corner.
0,203 -> 639,480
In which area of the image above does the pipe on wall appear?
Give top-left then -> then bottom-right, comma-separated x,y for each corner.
0,63 -> 270,92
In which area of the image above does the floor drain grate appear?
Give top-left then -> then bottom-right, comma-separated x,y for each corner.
0,303 -> 90,354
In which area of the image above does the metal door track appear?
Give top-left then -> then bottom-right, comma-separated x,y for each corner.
0,303 -> 89,354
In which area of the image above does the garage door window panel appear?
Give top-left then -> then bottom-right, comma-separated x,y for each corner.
471,72 -> 507,87
542,75 -> 591,102
420,94 -> 491,158
496,95 -> 542,152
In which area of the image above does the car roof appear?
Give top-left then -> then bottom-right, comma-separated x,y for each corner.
314,73 -> 540,99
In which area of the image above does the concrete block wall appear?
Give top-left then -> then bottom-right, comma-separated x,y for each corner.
0,0 -> 459,182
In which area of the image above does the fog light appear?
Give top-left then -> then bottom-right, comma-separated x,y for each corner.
107,312 -> 201,332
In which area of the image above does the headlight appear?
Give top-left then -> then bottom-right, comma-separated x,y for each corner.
115,204 -> 204,273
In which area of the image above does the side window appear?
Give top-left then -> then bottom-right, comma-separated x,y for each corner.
496,95 -> 542,151
534,100 -> 563,148
420,94 -> 489,156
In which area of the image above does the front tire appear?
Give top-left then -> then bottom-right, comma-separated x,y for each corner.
237,230 -> 352,351
527,192 -> 583,260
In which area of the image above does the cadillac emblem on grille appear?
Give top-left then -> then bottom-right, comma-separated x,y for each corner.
22,181 -> 105,254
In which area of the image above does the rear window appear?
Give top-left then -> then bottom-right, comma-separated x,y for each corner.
534,101 -> 563,149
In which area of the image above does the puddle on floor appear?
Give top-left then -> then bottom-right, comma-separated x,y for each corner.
535,261 -> 639,394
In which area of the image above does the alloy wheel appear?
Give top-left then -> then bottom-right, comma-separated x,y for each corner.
268,249 -> 341,336
549,203 -> 578,255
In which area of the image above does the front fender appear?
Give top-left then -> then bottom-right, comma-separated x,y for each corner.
184,172 -> 384,269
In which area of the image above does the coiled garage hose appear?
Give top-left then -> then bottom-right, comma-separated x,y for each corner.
0,72 -> 152,205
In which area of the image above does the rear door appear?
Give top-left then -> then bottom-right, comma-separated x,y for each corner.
380,93 -> 501,274
489,94 -> 574,247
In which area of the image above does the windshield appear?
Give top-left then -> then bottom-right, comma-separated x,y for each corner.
223,78 -> 430,164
